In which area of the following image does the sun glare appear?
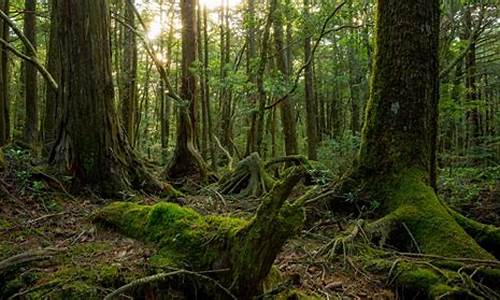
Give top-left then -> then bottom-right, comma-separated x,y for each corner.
200,0 -> 242,10
142,0 -> 242,40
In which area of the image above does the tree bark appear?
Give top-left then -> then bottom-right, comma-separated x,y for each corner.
49,0 -> 167,196
42,0 -> 61,153
303,0 -> 318,160
335,1 -> 500,296
0,0 -> 9,146
22,0 -> 37,145
272,0 -> 298,156
165,0 -> 207,180
119,0 -> 138,145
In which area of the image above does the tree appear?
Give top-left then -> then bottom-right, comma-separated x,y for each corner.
272,0 -> 298,156
22,0 -> 37,145
120,0 -> 138,145
303,0 -> 318,160
337,0 -> 500,295
0,0 -> 9,146
49,0 -> 166,196
165,0 -> 207,180
42,0 -> 61,153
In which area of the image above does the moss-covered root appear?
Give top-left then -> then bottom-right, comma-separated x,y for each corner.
95,168 -> 307,299
448,209 -> 500,259
219,152 -> 275,198
371,169 -> 494,260
377,259 -> 500,299
229,169 -> 306,298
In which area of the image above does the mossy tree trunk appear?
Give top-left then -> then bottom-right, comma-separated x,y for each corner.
49,0 -> 168,196
333,1 -> 500,296
342,0 -> 500,290
166,0 -> 207,181
97,169 -> 306,299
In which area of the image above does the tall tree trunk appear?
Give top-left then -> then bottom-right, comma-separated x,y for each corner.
0,0 -> 9,146
272,0 -> 298,156
342,4 -> 500,291
43,0 -> 61,153
201,4 -> 216,168
245,0 -> 259,155
120,0 -> 138,145
165,0 -> 207,180
303,0 -> 318,160
464,6 -> 480,151
22,0 -> 38,145
50,0 -> 166,196
219,1 -> 233,154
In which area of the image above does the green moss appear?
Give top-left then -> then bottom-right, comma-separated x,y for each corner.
96,202 -> 248,268
0,217 -> 10,230
380,169 -> 493,259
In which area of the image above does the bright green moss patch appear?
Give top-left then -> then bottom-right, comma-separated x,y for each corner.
380,169 -> 493,259
96,201 -> 248,268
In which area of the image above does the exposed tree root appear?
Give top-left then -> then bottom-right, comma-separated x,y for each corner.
218,153 -> 275,198
0,248 -> 63,275
320,168 -> 500,298
104,268 -> 237,300
96,168 -> 308,299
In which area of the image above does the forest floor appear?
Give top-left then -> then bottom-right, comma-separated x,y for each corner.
1,145 -> 499,299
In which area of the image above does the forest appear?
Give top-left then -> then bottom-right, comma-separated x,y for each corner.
0,0 -> 499,299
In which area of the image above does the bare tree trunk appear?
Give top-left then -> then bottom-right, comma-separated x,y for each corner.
245,0 -> 259,155
165,0 -> 207,180
120,0 -> 138,145
50,0 -> 166,196
303,0 -> 318,160
42,0 -> 61,153
0,0 -> 9,146
272,0 -> 298,156
22,0 -> 38,145
464,7 -> 480,151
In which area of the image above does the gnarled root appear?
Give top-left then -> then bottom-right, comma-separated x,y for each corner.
324,168 -> 500,298
218,153 -> 275,198
95,168 -> 307,299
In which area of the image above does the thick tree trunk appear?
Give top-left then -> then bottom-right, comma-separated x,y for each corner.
22,0 -> 37,145
337,0 -> 500,296
0,0 -> 9,146
120,0 -> 138,145
166,0 -> 207,180
49,0 -> 168,196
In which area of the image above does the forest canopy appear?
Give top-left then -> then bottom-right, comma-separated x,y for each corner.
0,0 -> 499,299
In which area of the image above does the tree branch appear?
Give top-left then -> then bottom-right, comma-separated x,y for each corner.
265,1 -> 348,110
